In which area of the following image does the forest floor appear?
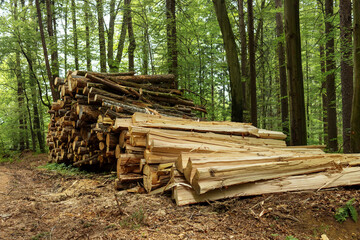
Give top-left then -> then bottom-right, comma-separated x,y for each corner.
1,152 -> 360,240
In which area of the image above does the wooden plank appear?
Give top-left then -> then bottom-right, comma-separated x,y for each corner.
173,167 -> 360,206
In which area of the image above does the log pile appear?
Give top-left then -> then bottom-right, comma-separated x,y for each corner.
111,113 -> 360,206
47,70 -> 360,206
46,71 -> 205,166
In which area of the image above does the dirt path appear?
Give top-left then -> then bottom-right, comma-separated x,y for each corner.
1,152 -> 360,240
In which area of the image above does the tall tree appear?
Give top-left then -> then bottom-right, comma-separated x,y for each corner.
212,0 -> 243,122
238,0 -> 249,121
275,0 -> 289,140
96,0 -> 107,72
84,0 -> 92,71
45,0 -> 59,78
35,0 -> 58,101
351,0 -> 360,152
247,0 -> 257,126
13,0 -> 25,151
284,0 -> 307,145
320,45 -> 328,145
340,0 -> 353,153
166,0 -> 178,88
126,0 -> 136,72
71,0 -> 79,70
325,0 -> 338,151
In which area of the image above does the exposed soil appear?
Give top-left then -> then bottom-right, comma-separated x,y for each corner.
1,151 -> 360,240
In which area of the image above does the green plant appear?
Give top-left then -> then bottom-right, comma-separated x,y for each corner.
119,208 -> 146,229
31,232 -> 50,240
335,198 -> 358,223
37,163 -> 90,176
285,236 -> 298,240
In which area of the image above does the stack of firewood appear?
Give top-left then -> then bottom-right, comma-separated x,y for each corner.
111,113 -> 360,206
47,71 -> 360,207
46,70 -> 205,166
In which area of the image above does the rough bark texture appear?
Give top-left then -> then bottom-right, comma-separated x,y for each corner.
320,45 -> 328,146
275,0 -> 289,141
126,0 -> 136,72
340,0 -> 353,153
84,0 -> 92,71
284,0 -> 307,145
71,0 -> 79,70
325,0 -> 338,152
166,0 -> 178,88
247,0 -> 257,127
238,0 -> 249,121
96,0 -> 107,72
351,0 -> 360,152
212,0 -> 243,122
35,0 -> 58,101
45,0 -> 59,79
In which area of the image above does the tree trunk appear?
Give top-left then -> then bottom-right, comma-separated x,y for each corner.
284,0 -> 307,145
71,0 -> 79,70
109,1 -> 128,72
351,0 -> 360,152
247,0 -> 257,126
275,0 -> 289,142
45,0 -> 59,79
166,0 -> 178,88
325,0 -> 338,152
35,0 -> 58,101
238,0 -> 249,122
96,0 -> 107,72
13,0 -> 25,151
320,45 -> 328,146
126,0 -> 136,72
212,0 -> 243,122
340,0 -> 353,153
84,0 -> 92,71
64,0 -> 68,72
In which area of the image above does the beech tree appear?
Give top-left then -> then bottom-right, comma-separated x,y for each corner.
212,0 -> 243,122
284,0 -> 307,145
351,0 -> 360,152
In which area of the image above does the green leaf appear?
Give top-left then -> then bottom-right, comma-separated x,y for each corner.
334,207 -> 349,223
348,205 -> 358,222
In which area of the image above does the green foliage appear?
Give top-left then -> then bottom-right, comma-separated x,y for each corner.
31,232 -> 50,240
335,198 -> 358,223
37,163 -> 90,176
285,236 -> 298,240
119,208 -> 146,230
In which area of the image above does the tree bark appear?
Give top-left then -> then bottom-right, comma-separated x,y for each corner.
71,0 -> 79,70
96,0 -> 107,72
238,0 -> 249,121
13,0 -> 25,151
275,0 -> 289,142
35,0 -> 59,101
166,0 -> 178,88
84,0 -> 92,71
340,0 -> 353,153
212,0 -> 243,122
45,0 -> 59,79
126,0 -> 136,72
325,0 -> 338,151
284,0 -> 307,145
248,0 -> 257,126
351,0 -> 360,152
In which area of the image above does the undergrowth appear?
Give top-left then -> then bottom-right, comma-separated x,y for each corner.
334,198 -> 358,223
38,163 -> 90,176
0,151 -> 20,163
119,208 -> 146,229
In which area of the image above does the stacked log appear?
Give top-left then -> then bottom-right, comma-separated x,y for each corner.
47,71 -> 360,206
46,71 -> 205,166
110,113 -> 360,206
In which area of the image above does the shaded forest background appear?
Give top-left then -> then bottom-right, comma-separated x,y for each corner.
0,0 -> 359,153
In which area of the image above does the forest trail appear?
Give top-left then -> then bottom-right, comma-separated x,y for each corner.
1,152 -> 360,239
